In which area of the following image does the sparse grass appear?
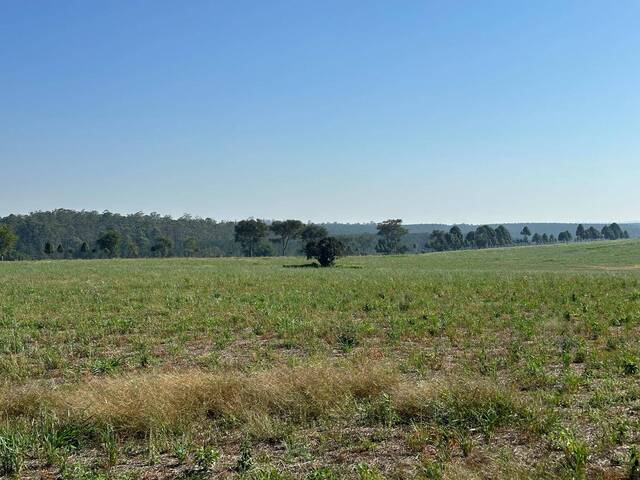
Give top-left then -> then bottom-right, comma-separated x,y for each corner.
1,240 -> 640,477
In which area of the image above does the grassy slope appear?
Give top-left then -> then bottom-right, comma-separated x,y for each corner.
1,241 -> 639,479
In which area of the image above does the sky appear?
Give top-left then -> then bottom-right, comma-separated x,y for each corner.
1,1 -> 639,224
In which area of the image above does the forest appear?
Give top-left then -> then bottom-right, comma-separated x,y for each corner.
0,209 -> 635,260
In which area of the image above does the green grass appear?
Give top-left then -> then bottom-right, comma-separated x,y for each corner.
1,240 -> 640,478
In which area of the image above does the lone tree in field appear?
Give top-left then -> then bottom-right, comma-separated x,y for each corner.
375,219 -> 408,254
520,226 -> 531,243
97,230 -> 121,257
270,219 -> 304,256
234,219 -> 268,257
0,224 -> 17,260
304,236 -> 344,267
151,236 -> 172,257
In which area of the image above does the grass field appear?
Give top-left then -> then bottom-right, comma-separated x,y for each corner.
1,240 -> 640,479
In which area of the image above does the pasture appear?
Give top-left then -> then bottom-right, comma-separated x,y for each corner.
1,241 -> 640,479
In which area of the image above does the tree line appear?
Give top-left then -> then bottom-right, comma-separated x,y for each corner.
426,222 -> 629,252
0,209 -> 633,262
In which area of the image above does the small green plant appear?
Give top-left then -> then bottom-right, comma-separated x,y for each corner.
0,434 -> 24,476
173,438 -> 189,464
100,425 -> 118,469
305,467 -> 338,479
359,393 -> 398,427
234,440 -> 253,473
354,463 -> 384,480
195,445 -> 220,471
629,446 -> 640,480
623,357 -> 638,375
552,429 -> 588,478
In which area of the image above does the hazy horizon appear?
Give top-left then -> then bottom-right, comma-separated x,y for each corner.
1,206 -> 638,227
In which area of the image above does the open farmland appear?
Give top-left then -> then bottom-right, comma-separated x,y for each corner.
1,241 -> 640,479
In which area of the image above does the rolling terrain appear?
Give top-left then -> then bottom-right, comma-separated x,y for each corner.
1,240 -> 639,479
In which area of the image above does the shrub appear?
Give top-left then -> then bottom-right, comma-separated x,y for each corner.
304,237 -> 344,267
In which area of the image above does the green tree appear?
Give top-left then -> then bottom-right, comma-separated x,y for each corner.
300,224 -> 328,243
584,226 -> 601,240
448,226 -> 464,250
474,225 -> 497,248
0,224 -> 18,260
495,225 -> 512,246
464,231 -> 475,247
304,236 -> 344,267
184,237 -> 199,257
234,219 -> 268,257
558,231 -> 572,242
427,230 -> 449,251
254,240 -> 275,257
520,226 -> 531,242
532,233 -> 542,244
44,241 -> 54,255
97,230 -> 121,257
56,244 -> 64,254
609,223 -> 623,239
375,219 -> 408,254
576,224 -> 585,241
151,237 -> 172,257
270,219 -> 304,256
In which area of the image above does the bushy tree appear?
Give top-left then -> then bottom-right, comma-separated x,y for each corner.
97,230 -> 121,257
576,224 -> 585,241
558,231 -> 572,242
375,219 -> 408,254
532,233 -> 542,244
234,219 -> 268,257
583,226 -> 601,240
44,242 -> 54,255
270,219 -> 304,256
448,226 -> 464,250
304,236 -> 344,267
495,225 -> 512,246
255,240 -> 275,257
300,224 -> 328,243
184,237 -> 199,257
465,231 -> 475,247
474,225 -> 497,248
0,224 -> 17,260
520,226 -> 531,242
151,237 -> 172,257
427,230 -> 449,251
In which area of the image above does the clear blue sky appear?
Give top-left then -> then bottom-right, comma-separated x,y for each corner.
1,1 -> 639,224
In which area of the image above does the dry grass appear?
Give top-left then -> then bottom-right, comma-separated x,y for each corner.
2,361 -> 529,438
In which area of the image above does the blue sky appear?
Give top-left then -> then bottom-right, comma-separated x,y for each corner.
1,1 -> 638,223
